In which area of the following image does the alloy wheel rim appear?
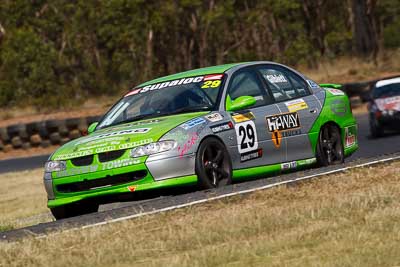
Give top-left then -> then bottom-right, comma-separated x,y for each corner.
202,143 -> 229,187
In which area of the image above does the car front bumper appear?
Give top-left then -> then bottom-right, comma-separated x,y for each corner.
46,154 -> 197,208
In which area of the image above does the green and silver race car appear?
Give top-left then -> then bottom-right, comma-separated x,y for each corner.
44,62 -> 358,219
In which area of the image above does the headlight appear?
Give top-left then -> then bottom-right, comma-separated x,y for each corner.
44,161 -> 66,172
130,140 -> 176,158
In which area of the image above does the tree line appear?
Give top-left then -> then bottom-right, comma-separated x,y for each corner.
0,0 -> 399,109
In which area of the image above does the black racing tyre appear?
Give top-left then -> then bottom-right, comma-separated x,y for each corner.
41,140 -> 51,148
38,122 -> 49,138
69,129 -> 81,140
0,128 -> 9,142
30,134 -> 42,146
87,115 -> 102,125
369,116 -> 384,138
46,119 -> 61,132
50,202 -> 99,220
26,122 -> 40,135
7,124 -> 28,139
11,136 -> 23,148
49,132 -> 61,144
65,118 -> 81,130
195,137 -> 232,189
316,124 -> 344,166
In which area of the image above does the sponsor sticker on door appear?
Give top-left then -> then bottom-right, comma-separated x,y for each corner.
285,99 -> 308,112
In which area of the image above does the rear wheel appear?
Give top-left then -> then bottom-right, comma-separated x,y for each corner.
50,202 -> 99,220
195,137 -> 232,189
316,124 -> 344,166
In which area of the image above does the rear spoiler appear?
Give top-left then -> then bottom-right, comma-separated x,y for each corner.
319,83 -> 342,89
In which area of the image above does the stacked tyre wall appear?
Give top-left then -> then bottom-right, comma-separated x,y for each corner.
0,116 -> 101,152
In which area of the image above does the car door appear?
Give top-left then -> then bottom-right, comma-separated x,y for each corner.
225,67 -> 285,170
256,65 -> 322,163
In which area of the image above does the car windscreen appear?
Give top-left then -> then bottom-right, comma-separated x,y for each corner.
373,83 -> 400,99
97,74 -> 225,129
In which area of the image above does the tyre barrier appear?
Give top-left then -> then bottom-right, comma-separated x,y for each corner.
0,115 -> 102,152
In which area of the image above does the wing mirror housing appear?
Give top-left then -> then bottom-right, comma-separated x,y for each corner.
87,122 -> 98,135
226,95 -> 256,112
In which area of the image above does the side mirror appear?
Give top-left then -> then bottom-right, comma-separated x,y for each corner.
87,122 -> 98,135
226,96 -> 256,112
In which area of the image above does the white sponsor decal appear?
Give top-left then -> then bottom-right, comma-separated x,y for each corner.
210,122 -> 234,133
327,88 -> 345,96
265,74 -> 288,83
285,98 -> 308,112
375,96 -> 400,111
204,74 -> 223,81
180,117 -> 206,130
235,120 -> 258,154
266,112 -> 300,132
345,127 -> 356,148
54,139 -> 154,160
55,159 -> 142,178
281,161 -> 297,170
76,128 -> 150,146
240,149 -> 262,162
205,113 -> 223,122
307,80 -> 319,88
139,76 -> 204,94
101,158 -> 141,171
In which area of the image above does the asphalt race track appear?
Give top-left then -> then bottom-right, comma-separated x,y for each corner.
0,113 -> 399,174
0,112 -> 400,241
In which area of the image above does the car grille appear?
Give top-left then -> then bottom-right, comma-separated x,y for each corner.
98,149 -> 126,162
70,155 -> 94,166
56,170 -> 147,193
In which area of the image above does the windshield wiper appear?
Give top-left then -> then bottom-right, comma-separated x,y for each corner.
159,105 -> 212,117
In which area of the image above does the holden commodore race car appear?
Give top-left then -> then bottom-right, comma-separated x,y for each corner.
368,76 -> 400,138
44,61 -> 358,219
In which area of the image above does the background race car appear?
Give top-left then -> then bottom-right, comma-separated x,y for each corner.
367,77 -> 400,138
44,62 -> 358,219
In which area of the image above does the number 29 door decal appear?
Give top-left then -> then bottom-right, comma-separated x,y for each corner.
235,120 -> 258,154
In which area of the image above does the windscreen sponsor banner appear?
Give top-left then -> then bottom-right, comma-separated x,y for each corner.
204,74 -> 224,81
127,74 -> 224,96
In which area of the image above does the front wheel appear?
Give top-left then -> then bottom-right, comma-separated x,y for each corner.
195,137 -> 232,189
316,124 -> 344,166
370,116 -> 384,138
50,202 -> 99,220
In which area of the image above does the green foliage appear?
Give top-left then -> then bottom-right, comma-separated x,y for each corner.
0,0 -> 398,109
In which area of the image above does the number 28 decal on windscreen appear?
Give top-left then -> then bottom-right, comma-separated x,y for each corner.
235,120 -> 258,154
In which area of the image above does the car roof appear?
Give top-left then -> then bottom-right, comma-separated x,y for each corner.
376,77 -> 400,88
134,61 -> 306,89
136,63 -> 245,88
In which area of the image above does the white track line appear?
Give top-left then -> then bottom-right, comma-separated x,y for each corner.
76,155 -> 400,230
